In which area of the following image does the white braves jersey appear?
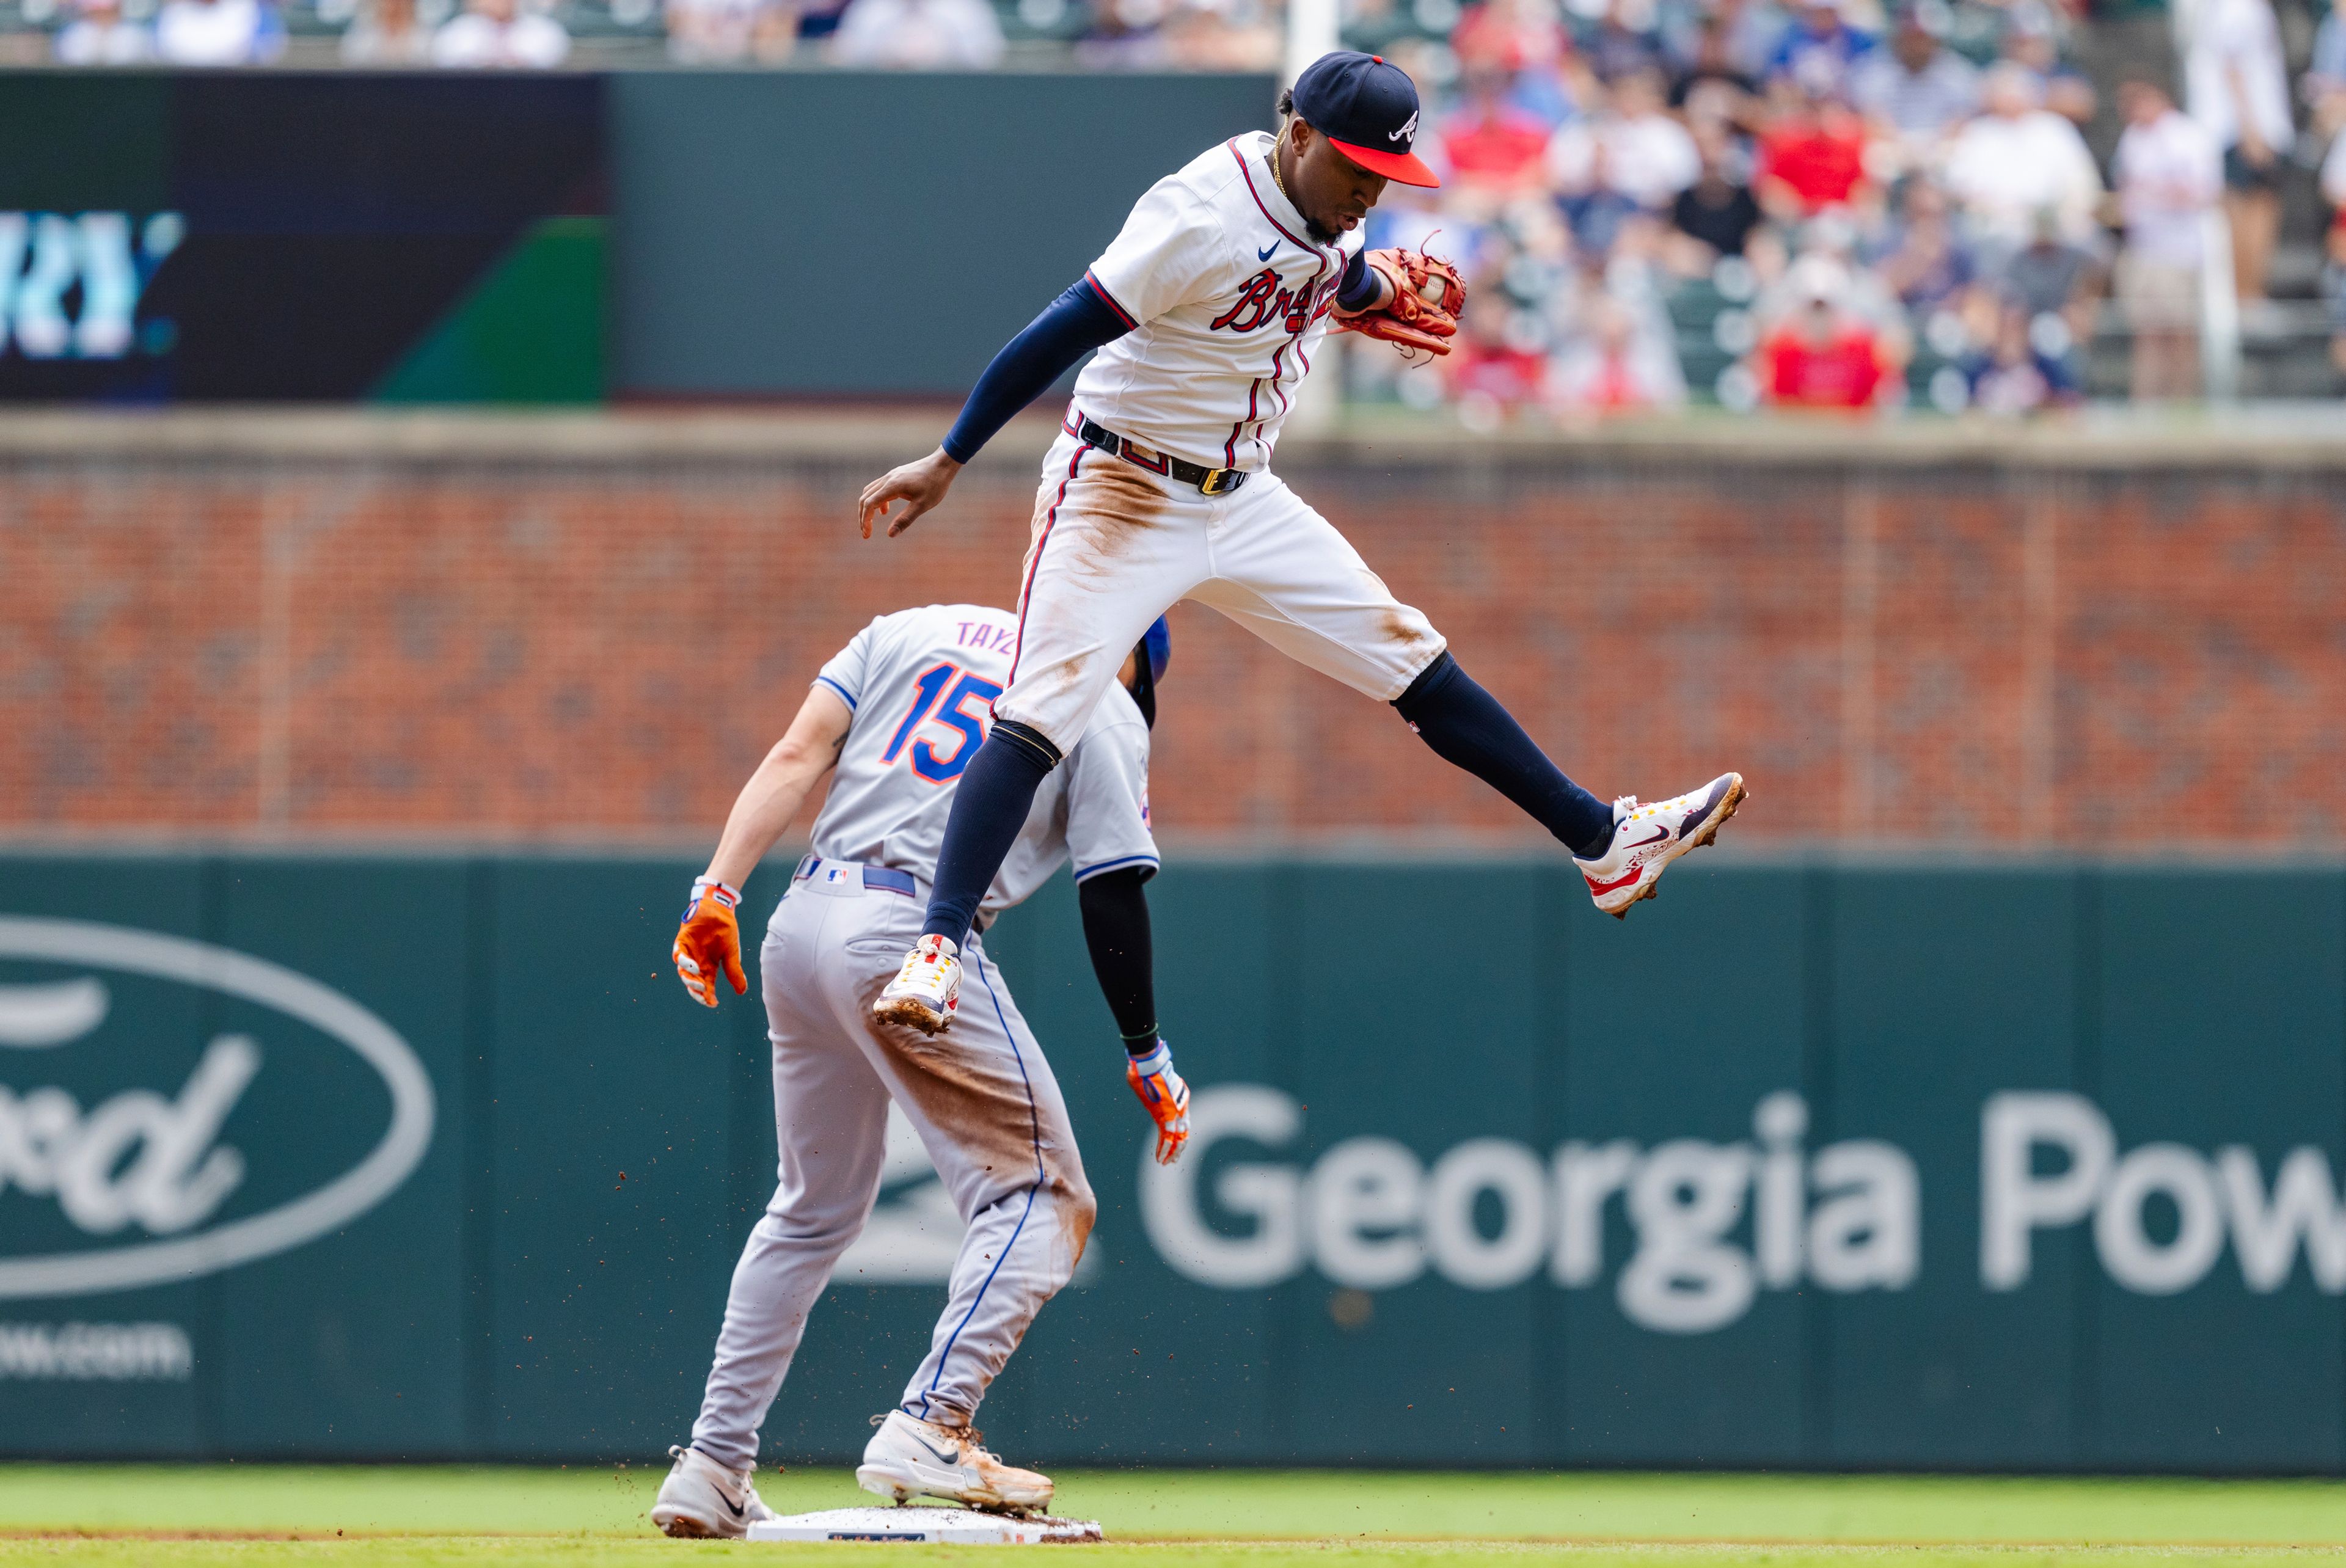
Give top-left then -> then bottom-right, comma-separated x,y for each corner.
1073,130 -> 1364,475
806,604 -> 1157,917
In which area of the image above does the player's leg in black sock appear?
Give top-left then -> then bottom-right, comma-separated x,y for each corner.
920,721 -> 1062,947
1392,652 -> 1615,858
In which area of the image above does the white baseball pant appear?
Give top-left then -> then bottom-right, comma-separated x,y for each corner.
686,864 -> 1095,1468
993,425 -> 1449,753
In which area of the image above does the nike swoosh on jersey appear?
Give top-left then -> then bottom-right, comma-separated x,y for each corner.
1257,241 -> 1277,260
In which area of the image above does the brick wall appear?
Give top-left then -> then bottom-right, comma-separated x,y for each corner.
4,415 -> 2342,849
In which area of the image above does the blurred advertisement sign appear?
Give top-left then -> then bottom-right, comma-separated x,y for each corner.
0,213 -> 181,362
1144,1085 -> 2346,1333
1144,1086 -> 1915,1332
0,73 -> 602,401
1,856 -> 2340,1469
0,918 -> 435,1300
1982,1090 -> 2346,1297
0,1321 -> 193,1382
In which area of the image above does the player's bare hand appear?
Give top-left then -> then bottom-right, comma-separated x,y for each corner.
674,877 -> 747,1008
859,448 -> 962,539
1125,1040 -> 1191,1165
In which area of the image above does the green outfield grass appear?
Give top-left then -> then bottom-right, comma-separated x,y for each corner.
5,1467 -> 2346,1567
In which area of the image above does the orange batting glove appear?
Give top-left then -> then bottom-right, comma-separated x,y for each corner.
674,877 -> 747,1007
1124,1038 -> 1191,1165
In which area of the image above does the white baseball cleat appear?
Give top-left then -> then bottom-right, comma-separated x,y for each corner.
649,1443 -> 778,1539
857,1410 -> 1054,1515
874,934 -> 960,1034
1574,771 -> 1747,918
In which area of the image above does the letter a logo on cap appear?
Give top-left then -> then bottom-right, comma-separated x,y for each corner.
1292,49 -> 1441,186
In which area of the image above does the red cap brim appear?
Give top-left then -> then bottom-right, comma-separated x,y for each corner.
1327,134 -> 1441,188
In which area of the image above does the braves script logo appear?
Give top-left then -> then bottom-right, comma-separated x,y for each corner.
1208,269 -> 1340,335
0,917 -> 434,1300
1389,108 -> 1419,144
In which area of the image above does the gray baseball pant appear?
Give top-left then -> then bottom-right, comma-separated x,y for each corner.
686,864 -> 1097,1469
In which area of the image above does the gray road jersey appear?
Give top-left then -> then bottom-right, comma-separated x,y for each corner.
807,603 -> 1157,916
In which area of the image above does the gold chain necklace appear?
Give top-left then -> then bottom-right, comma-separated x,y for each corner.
1268,133 -> 1293,206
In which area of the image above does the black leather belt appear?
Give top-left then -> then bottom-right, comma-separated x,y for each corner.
1075,417 -> 1248,497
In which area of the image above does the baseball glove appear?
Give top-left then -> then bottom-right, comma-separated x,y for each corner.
1333,248 -> 1467,358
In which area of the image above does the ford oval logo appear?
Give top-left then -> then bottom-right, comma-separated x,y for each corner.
0,916 -> 434,1300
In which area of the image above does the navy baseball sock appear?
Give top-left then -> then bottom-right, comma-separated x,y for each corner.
1393,652 -> 1616,859
920,721 -> 1062,948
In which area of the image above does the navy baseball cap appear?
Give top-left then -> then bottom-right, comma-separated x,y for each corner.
1292,51 -> 1440,188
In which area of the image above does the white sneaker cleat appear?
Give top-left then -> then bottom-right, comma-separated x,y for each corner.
649,1443 -> 778,1539
874,935 -> 960,1035
856,1410 -> 1054,1516
1574,771 -> 1747,919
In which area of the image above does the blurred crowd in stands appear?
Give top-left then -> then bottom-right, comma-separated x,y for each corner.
13,0 -> 2344,407
11,0 -> 1282,68
1347,0 -> 2346,413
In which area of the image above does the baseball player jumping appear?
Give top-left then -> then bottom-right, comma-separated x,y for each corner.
652,604 -> 1188,1536
860,51 -> 1745,1036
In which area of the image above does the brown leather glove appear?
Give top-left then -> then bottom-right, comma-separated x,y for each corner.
1333,248 -> 1467,357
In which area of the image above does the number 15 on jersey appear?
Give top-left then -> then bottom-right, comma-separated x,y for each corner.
880,662 -> 1003,784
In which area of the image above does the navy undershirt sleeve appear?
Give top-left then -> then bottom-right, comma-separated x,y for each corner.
940,277 -> 1133,465
1335,247 -> 1379,313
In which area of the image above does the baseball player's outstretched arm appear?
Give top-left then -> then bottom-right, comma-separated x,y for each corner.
704,685 -> 855,888
672,685 -> 853,1007
859,279 -> 1131,539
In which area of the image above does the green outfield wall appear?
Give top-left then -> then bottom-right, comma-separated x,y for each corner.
2,854 -> 2344,1471
607,71 -> 1279,396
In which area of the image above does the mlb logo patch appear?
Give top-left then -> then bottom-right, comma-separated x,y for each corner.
822,866 -> 852,884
